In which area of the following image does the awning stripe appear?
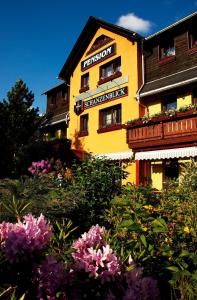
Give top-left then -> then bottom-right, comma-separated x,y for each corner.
95,151 -> 133,160
135,147 -> 197,160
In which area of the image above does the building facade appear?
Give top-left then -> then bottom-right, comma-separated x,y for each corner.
42,83 -> 70,141
126,12 -> 197,189
58,17 -> 144,182
43,13 -> 197,188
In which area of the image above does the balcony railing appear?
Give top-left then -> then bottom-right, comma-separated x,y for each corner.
126,109 -> 197,151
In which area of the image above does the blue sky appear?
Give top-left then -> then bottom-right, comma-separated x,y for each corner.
0,0 -> 196,113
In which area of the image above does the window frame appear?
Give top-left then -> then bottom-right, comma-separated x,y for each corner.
187,30 -> 197,55
188,30 -> 197,49
98,104 -> 122,133
79,73 -> 89,93
98,57 -> 122,85
158,38 -> 176,65
192,88 -> 197,105
162,95 -> 177,111
79,114 -> 89,136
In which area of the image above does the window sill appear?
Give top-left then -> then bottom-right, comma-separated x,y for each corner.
97,124 -> 122,133
158,55 -> 176,66
78,130 -> 88,137
97,71 -> 122,85
79,86 -> 89,94
187,47 -> 197,55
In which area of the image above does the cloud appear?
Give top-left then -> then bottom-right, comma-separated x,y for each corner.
116,13 -> 152,34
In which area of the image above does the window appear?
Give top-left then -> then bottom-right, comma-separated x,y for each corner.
51,94 -> 56,105
159,39 -> 175,59
79,114 -> 88,136
79,73 -> 89,93
81,73 -> 89,88
188,30 -> 197,49
99,105 -> 121,129
62,90 -> 68,100
49,94 -> 57,110
192,88 -> 197,105
164,159 -> 179,180
98,58 -> 121,84
100,57 -> 121,79
163,95 -> 177,111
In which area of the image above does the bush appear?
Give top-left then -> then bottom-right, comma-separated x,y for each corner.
0,157 -> 127,231
0,214 -> 160,300
104,161 -> 197,299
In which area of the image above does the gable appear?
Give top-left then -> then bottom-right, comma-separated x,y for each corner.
58,16 -> 143,80
86,34 -> 113,56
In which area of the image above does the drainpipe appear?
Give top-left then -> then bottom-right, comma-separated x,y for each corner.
136,38 -> 145,101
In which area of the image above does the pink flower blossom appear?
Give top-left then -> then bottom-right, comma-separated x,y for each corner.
72,225 -> 120,280
28,160 -> 52,176
1,214 -> 52,262
0,222 -> 15,243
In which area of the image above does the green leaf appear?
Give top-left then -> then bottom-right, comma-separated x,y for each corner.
140,235 -> 147,247
152,217 -> 168,232
166,266 -> 179,272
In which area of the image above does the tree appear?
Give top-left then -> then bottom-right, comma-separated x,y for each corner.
0,80 -> 41,177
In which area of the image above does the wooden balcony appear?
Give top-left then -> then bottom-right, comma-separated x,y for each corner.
126,109 -> 197,151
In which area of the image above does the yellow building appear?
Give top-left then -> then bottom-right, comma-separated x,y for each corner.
58,17 -> 144,183
43,13 -> 197,189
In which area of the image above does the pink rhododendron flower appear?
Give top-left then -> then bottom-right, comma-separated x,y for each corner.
0,222 -> 15,243
72,225 -> 120,280
28,160 -> 52,176
72,224 -> 105,251
1,213 -> 52,262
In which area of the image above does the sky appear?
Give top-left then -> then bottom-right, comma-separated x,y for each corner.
0,0 -> 196,114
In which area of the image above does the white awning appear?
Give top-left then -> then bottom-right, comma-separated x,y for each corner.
95,151 -> 133,160
135,147 -> 197,160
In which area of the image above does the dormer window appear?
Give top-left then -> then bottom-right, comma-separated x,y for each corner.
189,30 -> 197,48
160,39 -> 175,59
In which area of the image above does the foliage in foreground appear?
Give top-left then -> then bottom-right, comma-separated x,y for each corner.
0,158 -> 126,230
0,214 -> 159,300
104,161 -> 197,300
0,159 -> 196,299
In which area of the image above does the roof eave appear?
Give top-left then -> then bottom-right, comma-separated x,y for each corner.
58,16 -> 143,80
139,77 -> 197,98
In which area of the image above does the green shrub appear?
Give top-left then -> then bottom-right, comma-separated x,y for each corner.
104,162 -> 197,299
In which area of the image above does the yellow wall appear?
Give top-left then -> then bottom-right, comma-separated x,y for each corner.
67,27 -> 141,183
151,161 -> 163,190
148,101 -> 162,115
124,162 -> 136,184
147,93 -> 192,115
177,93 -> 192,109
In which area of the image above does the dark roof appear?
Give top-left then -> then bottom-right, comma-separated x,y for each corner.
59,16 -> 143,80
146,11 -> 197,41
42,82 -> 66,95
42,112 -> 69,127
140,66 -> 197,97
